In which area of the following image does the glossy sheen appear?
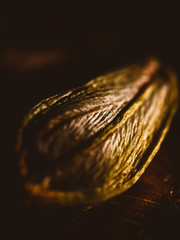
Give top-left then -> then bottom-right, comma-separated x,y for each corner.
16,58 -> 178,205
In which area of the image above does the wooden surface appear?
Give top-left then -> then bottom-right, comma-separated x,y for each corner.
2,9 -> 180,240
6,130 -> 180,239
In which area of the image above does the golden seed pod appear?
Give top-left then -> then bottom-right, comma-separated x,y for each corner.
16,58 -> 178,205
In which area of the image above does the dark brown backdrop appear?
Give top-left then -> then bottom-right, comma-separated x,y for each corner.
2,5 -> 180,240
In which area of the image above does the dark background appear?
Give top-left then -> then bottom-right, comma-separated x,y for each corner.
2,4 -> 180,240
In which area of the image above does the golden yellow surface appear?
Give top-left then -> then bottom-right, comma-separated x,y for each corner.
17,59 -> 178,205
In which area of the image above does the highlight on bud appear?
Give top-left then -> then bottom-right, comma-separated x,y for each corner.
16,58 -> 178,205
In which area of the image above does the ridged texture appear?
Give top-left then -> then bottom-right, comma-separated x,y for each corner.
16,58 -> 178,205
